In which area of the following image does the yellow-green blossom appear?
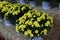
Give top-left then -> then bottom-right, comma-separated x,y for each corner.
34,21 -> 40,27
27,30 -> 32,34
30,18 -> 34,21
16,24 -> 19,32
24,31 -> 28,36
31,24 -> 34,27
49,16 -> 53,23
19,25 -> 26,29
35,12 -> 41,16
27,13 -> 32,18
12,11 -> 18,15
30,33 -> 34,37
35,30 -> 39,34
43,29 -> 47,35
40,31 -> 43,34
21,6 -> 26,11
28,21 -> 33,25
33,15 -> 36,18
25,20 -> 29,25
37,17 -> 41,22
45,21 -> 50,26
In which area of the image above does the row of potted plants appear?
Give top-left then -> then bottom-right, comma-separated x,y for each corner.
0,1 -> 54,40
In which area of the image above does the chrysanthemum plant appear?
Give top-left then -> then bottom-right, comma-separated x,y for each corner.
4,3 -> 32,25
16,9 -> 54,39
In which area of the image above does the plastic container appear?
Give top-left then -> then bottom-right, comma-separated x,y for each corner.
19,0 -> 26,4
42,1 -> 51,9
29,36 -> 43,40
4,20 -> 12,27
30,1 -> 36,7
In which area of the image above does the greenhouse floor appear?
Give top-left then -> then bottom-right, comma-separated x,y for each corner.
0,6 -> 60,40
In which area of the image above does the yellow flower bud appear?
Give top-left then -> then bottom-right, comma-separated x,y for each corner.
40,31 -> 43,34
49,16 -> 53,23
36,12 -> 40,16
31,24 -> 34,27
47,16 -> 53,23
19,25 -> 26,29
29,21 -> 32,25
33,15 -> 36,18
24,31 -> 28,36
25,20 -> 29,25
37,17 -> 41,22
21,28 -> 24,31
30,33 -> 34,37
43,29 -> 47,35
16,25 -> 19,32
27,13 -> 32,18
35,30 -> 39,34
34,21 -> 40,27
21,6 -> 26,11
12,11 -> 18,15
27,30 -> 32,34
45,21 -> 50,26
31,18 -> 34,21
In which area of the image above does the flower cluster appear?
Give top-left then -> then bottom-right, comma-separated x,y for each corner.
0,1 -> 12,18
16,9 -> 54,38
4,3 -> 32,24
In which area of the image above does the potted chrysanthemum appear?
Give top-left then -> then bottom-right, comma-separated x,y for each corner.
4,3 -> 32,25
16,9 -> 54,40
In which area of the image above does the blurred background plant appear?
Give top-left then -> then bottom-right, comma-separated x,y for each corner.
0,0 -> 59,8
0,0 -> 18,3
